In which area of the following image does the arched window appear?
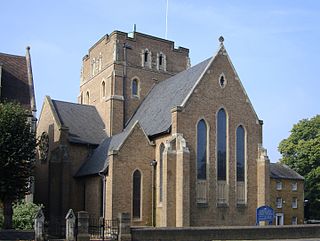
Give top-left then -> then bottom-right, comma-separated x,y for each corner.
133,170 -> 141,219
236,125 -> 245,181
80,92 -> 83,104
159,143 -> 165,203
86,91 -> 90,104
159,54 -> 163,66
217,108 -> 227,181
197,119 -> 207,180
101,81 -> 106,98
144,51 -> 149,63
132,79 -> 139,97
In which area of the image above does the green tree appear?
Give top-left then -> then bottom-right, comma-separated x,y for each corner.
12,201 -> 42,230
278,115 -> 320,219
0,102 -> 36,229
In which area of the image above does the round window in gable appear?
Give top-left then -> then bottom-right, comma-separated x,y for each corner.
219,75 -> 226,88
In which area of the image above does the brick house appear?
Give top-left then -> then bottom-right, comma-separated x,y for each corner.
35,30 -> 304,226
270,163 -> 304,225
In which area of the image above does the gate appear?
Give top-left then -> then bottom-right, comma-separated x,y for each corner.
89,216 -> 119,240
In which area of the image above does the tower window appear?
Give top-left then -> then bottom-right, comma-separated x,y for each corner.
86,91 -> 90,104
132,79 -> 139,97
144,51 -> 148,63
101,81 -> 106,98
159,54 -> 163,66
133,170 -> 142,219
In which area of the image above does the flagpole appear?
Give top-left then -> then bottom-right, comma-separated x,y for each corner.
165,0 -> 169,39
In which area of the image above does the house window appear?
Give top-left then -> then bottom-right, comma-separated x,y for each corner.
159,143 -> 164,203
276,181 -> 282,190
133,170 -> 142,219
86,91 -> 90,104
276,197 -> 283,208
159,54 -> 163,66
132,79 -> 139,97
292,197 -> 298,208
236,125 -> 245,182
292,182 -> 297,191
217,108 -> 227,181
197,119 -> 207,180
101,81 -> 106,98
292,216 -> 297,225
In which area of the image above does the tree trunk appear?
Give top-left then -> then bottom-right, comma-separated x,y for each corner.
3,199 -> 13,229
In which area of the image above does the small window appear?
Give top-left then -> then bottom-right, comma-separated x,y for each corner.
219,75 -> 226,88
276,181 -> 282,190
80,92 -> 83,104
132,79 -> 139,97
159,54 -> 163,66
276,197 -> 282,208
144,51 -> 148,63
86,91 -> 90,104
292,216 -> 297,225
101,81 -> 106,98
292,197 -> 298,208
292,182 -> 297,191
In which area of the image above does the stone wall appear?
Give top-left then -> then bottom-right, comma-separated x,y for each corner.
130,224 -> 320,241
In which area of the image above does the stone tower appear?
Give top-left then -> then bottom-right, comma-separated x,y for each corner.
79,30 -> 190,136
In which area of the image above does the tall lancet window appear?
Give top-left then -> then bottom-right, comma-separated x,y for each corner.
236,125 -> 245,181
197,119 -> 207,180
236,125 -> 246,204
217,108 -> 227,181
133,170 -> 142,219
159,143 -> 165,203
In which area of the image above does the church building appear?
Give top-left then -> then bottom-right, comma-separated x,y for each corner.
34,30 -> 303,227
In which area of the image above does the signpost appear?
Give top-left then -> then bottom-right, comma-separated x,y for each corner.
256,205 -> 274,225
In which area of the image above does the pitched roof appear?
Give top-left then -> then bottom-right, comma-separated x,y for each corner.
51,99 -> 107,145
75,126 -> 133,177
270,163 -> 304,180
126,57 -> 212,136
0,52 -> 30,109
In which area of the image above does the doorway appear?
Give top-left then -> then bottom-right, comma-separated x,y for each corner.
276,213 -> 284,225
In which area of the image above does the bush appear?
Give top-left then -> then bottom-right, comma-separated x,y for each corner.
12,201 -> 43,230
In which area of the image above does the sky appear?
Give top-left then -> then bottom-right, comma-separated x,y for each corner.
1,0 -> 319,162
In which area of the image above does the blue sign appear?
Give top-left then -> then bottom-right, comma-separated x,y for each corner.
256,205 -> 274,225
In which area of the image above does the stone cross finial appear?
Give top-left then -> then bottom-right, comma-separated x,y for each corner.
219,36 -> 224,45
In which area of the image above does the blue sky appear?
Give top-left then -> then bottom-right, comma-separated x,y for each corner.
1,0 -> 319,162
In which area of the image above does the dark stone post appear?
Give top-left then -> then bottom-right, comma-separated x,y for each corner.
118,213 -> 131,241
77,211 -> 90,241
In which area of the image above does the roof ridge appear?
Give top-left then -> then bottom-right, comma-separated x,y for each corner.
52,99 -> 97,108
0,52 -> 25,58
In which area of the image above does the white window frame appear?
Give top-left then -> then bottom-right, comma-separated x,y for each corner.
276,197 -> 283,208
292,182 -> 298,191
276,181 -> 282,190
292,197 -> 298,209
292,216 -> 297,225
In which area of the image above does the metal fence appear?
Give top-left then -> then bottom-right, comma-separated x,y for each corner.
44,216 -> 66,239
88,216 -> 119,241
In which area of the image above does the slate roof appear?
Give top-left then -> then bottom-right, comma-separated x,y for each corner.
51,99 -> 107,145
76,57 -> 212,177
75,129 -> 131,177
270,163 -> 304,180
126,57 -> 212,136
0,52 -> 30,109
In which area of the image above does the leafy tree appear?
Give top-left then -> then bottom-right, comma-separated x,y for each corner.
0,102 -> 36,229
12,201 -> 42,230
279,115 -> 320,219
